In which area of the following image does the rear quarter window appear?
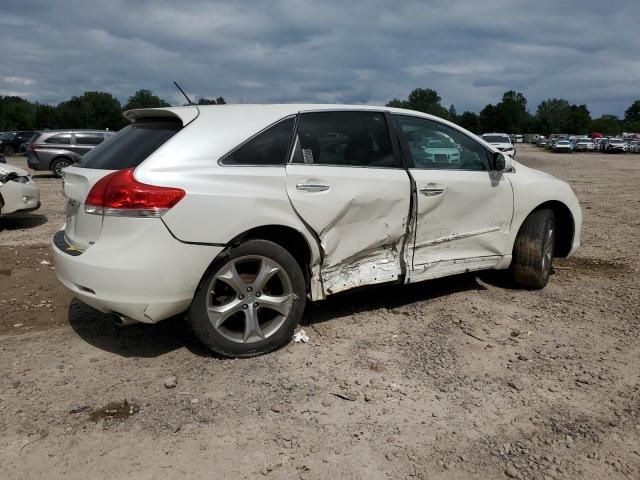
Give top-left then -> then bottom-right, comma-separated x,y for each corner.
75,133 -> 105,145
77,119 -> 181,170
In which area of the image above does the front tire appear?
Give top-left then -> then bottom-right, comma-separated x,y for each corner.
189,239 -> 307,357
511,209 -> 556,289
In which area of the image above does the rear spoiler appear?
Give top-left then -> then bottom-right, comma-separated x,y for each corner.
123,106 -> 199,127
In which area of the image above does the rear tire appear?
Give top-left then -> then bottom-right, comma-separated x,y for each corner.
51,158 -> 72,178
3,145 -> 14,156
189,239 -> 307,357
511,209 -> 556,289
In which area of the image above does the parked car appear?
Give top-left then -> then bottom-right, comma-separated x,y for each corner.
53,105 -> 582,357
629,140 -> 640,153
574,139 -> 594,152
514,134 -> 524,143
481,133 -> 516,157
603,138 -> 628,153
553,140 -> 574,153
0,131 -> 38,156
27,129 -> 115,177
538,138 -> 548,148
0,163 -> 40,216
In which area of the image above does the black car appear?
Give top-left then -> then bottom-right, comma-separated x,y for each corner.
0,131 -> 38,156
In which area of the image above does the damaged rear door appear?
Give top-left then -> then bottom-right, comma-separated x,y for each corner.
285,110 -> 411,295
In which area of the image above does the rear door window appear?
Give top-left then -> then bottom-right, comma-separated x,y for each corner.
77,119 -> 181,170
45,133 -> 72,145
291,111 -> 396,167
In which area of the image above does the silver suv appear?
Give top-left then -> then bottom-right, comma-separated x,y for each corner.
27,130 -> 115,177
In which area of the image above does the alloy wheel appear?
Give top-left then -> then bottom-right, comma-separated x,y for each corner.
54,160 -> 70,177
542,223 -> 555,273
206,255 -> 294,344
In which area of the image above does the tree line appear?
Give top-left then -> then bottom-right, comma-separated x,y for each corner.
388,88 -> 640,136
0,90 -> 226,132
1,86 -> 639,136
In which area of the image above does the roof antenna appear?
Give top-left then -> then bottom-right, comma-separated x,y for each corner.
173,81 -> 194,105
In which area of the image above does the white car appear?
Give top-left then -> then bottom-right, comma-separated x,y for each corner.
481,133 -> 516,158
53,105 -> 582,357
574,139 -> 595,152
0,163 -> 40,216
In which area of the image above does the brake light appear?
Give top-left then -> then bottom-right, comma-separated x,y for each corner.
85,168 -> 185,217
26,143 -> 36,152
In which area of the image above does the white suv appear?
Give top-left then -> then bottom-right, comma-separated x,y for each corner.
53,105 -> 581,357
481,133 -> 517,158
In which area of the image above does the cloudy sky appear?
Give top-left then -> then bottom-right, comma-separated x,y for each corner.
1,0 -> 639,116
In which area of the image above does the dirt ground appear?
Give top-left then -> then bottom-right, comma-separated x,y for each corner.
1,145 -> 639,480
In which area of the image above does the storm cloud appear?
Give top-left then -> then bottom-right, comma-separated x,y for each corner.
1,0 -> 639,116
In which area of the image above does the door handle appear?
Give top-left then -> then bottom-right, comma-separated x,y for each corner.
419,184 -> 445,196
296,183 -> 330,192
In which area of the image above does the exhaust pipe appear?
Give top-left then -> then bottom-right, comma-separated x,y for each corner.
111,314 -> 139,327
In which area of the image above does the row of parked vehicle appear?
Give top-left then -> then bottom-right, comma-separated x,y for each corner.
535,135 -> 640,153
0,129 -> 114,176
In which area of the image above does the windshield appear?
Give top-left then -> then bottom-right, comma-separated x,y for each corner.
610,139 -> 625,144
0,133 -> 16,140
482,135 -> 510,144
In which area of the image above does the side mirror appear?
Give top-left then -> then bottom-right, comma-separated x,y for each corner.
492,152 -> 506,172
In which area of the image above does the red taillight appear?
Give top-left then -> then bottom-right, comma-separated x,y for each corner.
85,168 -> 185,217
26,143 -> 36,152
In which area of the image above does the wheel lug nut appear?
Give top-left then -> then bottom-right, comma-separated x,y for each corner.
247,286 -> 253,292
238,294 -> 244,300
256,292 -> 261,297
242,304 -> 248,310
253,302 -> 259,307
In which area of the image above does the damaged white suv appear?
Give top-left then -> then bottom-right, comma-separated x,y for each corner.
0,163 -> 40,216
53,105 -> 581,357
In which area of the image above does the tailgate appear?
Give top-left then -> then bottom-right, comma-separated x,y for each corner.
62,166 -> 115,251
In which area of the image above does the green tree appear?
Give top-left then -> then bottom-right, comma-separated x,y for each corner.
448,104 -> 458,121
457,111 -> 481,134
124,89 -> 171,110
0,96 -> 36,130
495,91 -> 530,134
590,115 -> 622,136
386,88 -> 449,119
534,98 -> 572,135
479,104 -> 500,133
624,100 -> 640,123
386,98 -> 408,108
198,96 -> 226,105
566,104 -> 591,135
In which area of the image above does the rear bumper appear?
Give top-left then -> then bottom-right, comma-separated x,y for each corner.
52,218 -> 224,323
26,151 -> 45,170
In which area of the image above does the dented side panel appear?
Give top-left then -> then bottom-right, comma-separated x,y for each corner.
285,164 -> 411,295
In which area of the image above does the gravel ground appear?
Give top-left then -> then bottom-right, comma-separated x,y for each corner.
0,145 -> 639,479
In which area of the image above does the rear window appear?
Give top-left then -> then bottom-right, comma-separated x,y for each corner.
77,119 -> 181,170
